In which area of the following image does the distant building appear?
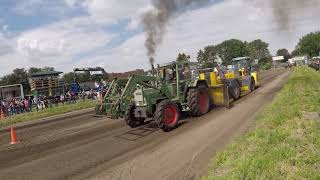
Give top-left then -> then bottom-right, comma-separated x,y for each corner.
29,71 -> 65,97
272,56 -> 286,67
288,58 -> 294,65
109,69 -> 145,79
0,84 -> 24,100
292,56 -> 308,66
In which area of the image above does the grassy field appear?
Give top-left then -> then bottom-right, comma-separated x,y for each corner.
204,66 -> 320,179
0,100 -> 96,128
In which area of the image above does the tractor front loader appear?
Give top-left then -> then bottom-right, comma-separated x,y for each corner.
96,60 -> 230,132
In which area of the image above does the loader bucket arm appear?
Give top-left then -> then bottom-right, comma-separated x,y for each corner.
97,75 -> 158,119
118,75 -> 158,112
95,78 -> 128,117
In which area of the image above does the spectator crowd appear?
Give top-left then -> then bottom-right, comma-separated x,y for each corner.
0,89 -> 99,118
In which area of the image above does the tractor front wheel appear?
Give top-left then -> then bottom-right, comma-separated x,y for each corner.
125,105 -> 142,128
154,100 -> 180,132
187,85 -> 210,117
229,80 -> 241,100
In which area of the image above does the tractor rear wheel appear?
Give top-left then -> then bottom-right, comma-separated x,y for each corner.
187,85 -> 210,117
250,77 -> 256,92
154,100 -> 180,132
125,104 -> 142,128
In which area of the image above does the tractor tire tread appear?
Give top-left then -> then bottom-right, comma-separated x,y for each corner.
124,104 -> 141,128
187,85 -> 209,117
154,100 -> 178,132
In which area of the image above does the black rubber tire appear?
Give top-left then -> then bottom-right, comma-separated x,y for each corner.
187,85 -> 210,117
124,104 -> 141,128
230,80 -> 241,100
154,100 -> 179,132
250,77 -> 256,92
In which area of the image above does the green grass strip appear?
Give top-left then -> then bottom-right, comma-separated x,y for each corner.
204,66 -> 320,180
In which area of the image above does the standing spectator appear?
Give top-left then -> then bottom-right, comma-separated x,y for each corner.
82,90 -> 86,102
38,97 -> 44,110
44,97 -> 48,109
9,101 -> 13,115
21,99 -> 25,113
71,91 -> 76,104
60,94 -> 65,105
54,96 -> 59,107
28,97 -> 33,112
36,98 -> 40,111
67,91 -> 72,104
24,98 -> 29,112
15,99 -> 20,114
48,97 -> 53,108
2,99 -> 8,116
0,99 -> 3,117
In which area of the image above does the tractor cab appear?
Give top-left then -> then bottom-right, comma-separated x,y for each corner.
232,57 -> 260,87
158,61 -> 198,82
232,57 -> 252,77
157,61 -> 198,99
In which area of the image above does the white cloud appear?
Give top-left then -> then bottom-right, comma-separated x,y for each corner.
76,34 -> 149,72
0,36 -> 14,56
17,21 -> 112,61
2,0 -> 320,76
13,0 -> 84,16
64,0 -> 82,8
82,0 -> 150,24
0,16 -> 114,75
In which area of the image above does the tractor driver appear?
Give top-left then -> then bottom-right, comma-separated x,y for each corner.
165,69 -> 174,81
215,62 -> 226,79
181,66 -> 191,80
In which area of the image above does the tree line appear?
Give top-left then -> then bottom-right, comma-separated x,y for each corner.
177,31 -> 320,69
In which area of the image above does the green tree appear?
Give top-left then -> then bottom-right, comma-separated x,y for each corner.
0,68 -> 30,94
215,39 -> 249,65
28,67 -> 42,76
197,45 -> 217,68
197,39 -> 272,68
62,72 -> 75,84
63,71 -> 108,84
197,49 -> 205,65
291,49 -> 301,57
276,48 -> 290,56
42,67 -> 55,72
176,53 -> 190,62
248,39 -> 271,61
28,67 -> 55,76
276,48 -> 291,61
295,31 -> 320,57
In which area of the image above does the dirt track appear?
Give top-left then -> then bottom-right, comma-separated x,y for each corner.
0,69 -> 291,180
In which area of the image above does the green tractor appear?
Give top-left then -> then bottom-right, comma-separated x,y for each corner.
96,60 -> 230,131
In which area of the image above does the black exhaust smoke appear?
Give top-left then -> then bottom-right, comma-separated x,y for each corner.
142,0 -> 211,66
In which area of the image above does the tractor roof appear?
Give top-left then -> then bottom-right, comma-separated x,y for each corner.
232,57 -> 251,61
158,61 -> 198,68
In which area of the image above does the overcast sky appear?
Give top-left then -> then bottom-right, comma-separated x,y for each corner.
0,0 -> 319,76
